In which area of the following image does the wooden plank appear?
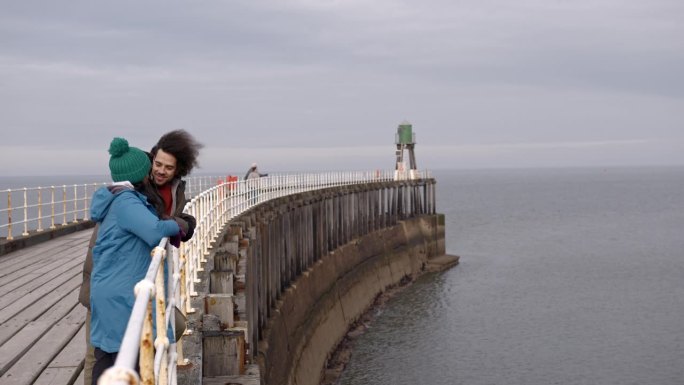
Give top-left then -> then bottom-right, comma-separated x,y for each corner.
48,323 -> 86,368
32,324 -> 85,385
0,284 -> 79,345
0,285 -> 81,346
0,319 -> 28,348
0,243 -> 77,280
32,367 -> 81,385
0,237 -> 73,266
0,257 -> 84,310
0,286 -> 79,346
0,253 -> 84,302
63,230 -> 93,245
73,368 -> 84,385
0,305 -> 85,384
0,256 -> 77,293
0,237 -> 86,281
0,238 -> 88,294
0,230 -> 90,272
0,272 -> 81,324
9,275 -> 81,324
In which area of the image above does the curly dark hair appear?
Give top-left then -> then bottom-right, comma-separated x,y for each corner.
150,129 -> 203,178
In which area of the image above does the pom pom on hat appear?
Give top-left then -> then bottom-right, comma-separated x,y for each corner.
109,137 -> 130,158
108,137 -> 151,184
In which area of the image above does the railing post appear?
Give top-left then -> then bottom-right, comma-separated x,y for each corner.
154,255 -> 169,385
182,254 -> 191,314
221,181 -> 227,228
62,185 -> 67,226
140,300 -> 155,384
7,190 -> 13,240
84,184 -> 90,220
169,244 -> 188,365
37,187 -> 43,232
50,186 -> 56,230
22,188 -> 29,236
73,184 -> 78,223
189,215 -> 200,293
192,201 -> 204,274
201,192 -> 209,261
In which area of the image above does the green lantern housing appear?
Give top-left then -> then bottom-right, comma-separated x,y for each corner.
395,122 -> 415,145
394,121 -> 418,180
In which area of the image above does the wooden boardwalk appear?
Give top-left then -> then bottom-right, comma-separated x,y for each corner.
0,230 -> 91,385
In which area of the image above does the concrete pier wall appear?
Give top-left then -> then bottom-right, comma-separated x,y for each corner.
179,179 -> 447,385
260,214 -> 445,385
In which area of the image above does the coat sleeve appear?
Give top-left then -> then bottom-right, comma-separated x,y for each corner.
173,183 -> 196,242
117,194 -> 180,247
177,213 -> 196,242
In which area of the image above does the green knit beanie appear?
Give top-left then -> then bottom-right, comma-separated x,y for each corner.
108,137 -> 151,183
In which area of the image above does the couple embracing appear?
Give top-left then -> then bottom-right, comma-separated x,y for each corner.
78,130 -> 202,385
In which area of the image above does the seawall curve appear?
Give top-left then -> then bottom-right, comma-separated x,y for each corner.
180,179 -> 452,385
260,214 -> 446,385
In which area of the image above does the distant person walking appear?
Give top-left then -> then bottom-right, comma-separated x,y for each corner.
244,163 -> 267,205
88,138 -> 182,384
244,162 -> 267,180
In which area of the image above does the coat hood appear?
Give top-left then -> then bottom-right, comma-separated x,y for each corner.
90,182 -> 135,222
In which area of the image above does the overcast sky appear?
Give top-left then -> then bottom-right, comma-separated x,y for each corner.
1,0 -> 683,176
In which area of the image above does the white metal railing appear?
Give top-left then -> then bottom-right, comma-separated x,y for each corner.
0,176 -> 224,241
100,169 -> 431,385
0,183 -> 105,240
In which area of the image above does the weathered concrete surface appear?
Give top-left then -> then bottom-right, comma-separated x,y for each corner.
259,214 -> 449,385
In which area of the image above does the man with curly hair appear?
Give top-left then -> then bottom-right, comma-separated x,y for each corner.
147,130 -> 203,225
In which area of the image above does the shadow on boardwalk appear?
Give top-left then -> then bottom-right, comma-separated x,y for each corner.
0,230 -> 91,385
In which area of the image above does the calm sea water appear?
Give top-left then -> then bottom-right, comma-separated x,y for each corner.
339,167 -> 684,385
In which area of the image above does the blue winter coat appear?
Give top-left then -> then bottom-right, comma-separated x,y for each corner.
89,184 -> 180,353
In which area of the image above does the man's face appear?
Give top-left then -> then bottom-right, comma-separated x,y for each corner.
152,149 -> 177,187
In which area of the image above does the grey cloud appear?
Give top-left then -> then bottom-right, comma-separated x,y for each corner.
1,0 -> 683,174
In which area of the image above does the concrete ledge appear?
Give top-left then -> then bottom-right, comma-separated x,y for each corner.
425,254 -> 460,272
0,221 -> 95,256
